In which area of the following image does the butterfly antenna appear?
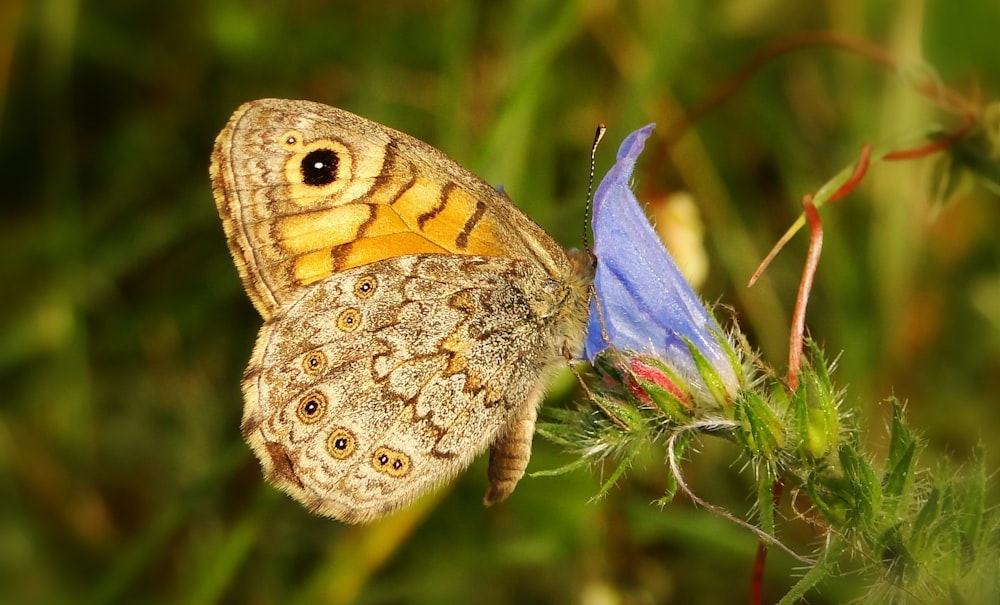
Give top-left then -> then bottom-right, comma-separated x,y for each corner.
583,123 -> 607,253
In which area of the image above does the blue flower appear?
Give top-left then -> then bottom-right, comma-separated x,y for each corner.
585,124 -> 740,402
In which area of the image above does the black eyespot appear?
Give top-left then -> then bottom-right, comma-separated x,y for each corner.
354,275 -> 376,299
296,391 -> 327,424
327,427 -> 357,459
336,308 -> 361,332
371,446 -> 411,477
301,148 -> 339,186
302,350 -> 327,375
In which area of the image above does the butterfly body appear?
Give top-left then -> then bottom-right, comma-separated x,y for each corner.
210,99 -> 591,522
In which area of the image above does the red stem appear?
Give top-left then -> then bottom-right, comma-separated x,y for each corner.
884,114 -> 976,160
829,144 -> 872,203
788,195 -> 823,391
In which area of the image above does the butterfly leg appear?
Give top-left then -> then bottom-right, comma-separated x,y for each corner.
483,394 -> 539,506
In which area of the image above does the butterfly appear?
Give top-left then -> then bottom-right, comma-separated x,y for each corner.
210,99 -> 593,522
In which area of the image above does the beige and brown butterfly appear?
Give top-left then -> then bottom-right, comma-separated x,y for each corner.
210,98 -> 593,523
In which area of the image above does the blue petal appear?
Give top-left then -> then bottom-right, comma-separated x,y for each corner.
585,124 -> 736,393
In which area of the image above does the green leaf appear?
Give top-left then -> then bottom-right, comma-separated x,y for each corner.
530,455 -> 594,478
911,486 -> 941,555
838,442 -> 880,529
958,450 -> 987,571
777,539 -> 846,605
592,392 -> 648,433
596,450 -> 636,498
684,336 -> 731,407
881,400 -> 916,514
755,465 -> 778,537
876,523 -> 915,584
788,365 -> 840,462
805,469 -> 850,527
733,391 -> 785,464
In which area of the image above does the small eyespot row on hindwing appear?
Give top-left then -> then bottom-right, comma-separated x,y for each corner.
353,275 -> 377,299
302,350 -> 327,376
326,427 -> 357,460
371,446 -> 411,477
336,308 -> 361,332
296,391 -> 327,424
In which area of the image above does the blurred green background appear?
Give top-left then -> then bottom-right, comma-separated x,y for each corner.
2,0 -> 998,603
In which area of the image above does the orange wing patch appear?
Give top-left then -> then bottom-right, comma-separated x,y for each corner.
281,174 -> 506,286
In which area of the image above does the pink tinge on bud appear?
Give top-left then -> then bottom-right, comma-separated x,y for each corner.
627,356 -> 693,409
